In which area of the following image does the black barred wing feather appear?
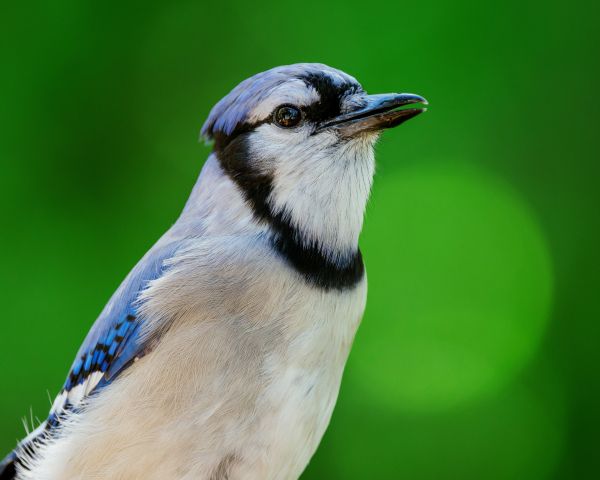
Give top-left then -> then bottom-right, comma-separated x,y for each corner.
48,312 -> 139,427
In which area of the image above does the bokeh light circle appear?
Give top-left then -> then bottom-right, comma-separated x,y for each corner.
352,161 -> 553,412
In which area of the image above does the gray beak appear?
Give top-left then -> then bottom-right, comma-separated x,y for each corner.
317,93 -> 428,136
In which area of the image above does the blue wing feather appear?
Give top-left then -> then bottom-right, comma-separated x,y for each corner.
48,240 -> 182,424
1,237 -> 184,475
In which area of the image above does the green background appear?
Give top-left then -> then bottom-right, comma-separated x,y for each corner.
1,1 -> 598,478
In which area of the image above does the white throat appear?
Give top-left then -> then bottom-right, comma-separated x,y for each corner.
260,132 -> 376,263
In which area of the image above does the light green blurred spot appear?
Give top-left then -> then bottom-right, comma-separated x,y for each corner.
353,161 -> 553,412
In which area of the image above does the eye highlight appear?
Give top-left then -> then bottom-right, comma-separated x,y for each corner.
274,105 -> 302,128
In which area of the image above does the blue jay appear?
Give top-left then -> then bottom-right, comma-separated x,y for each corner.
1,63 -> 426,480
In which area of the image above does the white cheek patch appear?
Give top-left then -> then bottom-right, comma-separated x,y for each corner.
251,123 -> 315,153
247,80 -> 320,124
247,122 -> 347,176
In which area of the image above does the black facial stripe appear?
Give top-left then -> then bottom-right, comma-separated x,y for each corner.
216,135 -> 364,291
211,119 -> 268,153
216,130 -> 273,221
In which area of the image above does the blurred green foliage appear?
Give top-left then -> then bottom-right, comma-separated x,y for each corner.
1,1 -> 598,479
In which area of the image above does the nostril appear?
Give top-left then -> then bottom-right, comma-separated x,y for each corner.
341,94 -> 369,114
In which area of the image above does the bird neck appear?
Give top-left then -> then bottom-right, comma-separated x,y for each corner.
183,140 -> 374,289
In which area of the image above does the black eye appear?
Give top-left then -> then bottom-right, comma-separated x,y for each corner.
274,105 -> 302,128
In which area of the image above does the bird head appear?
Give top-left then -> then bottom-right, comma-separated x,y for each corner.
200,63 -> 426,266
201,63 -> 426,148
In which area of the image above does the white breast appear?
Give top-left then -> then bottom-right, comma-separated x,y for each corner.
21,236 -> 366,480
241,279 -> 366,479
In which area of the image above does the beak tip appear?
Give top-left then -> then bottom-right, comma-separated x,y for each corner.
405,94 -> 428,106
